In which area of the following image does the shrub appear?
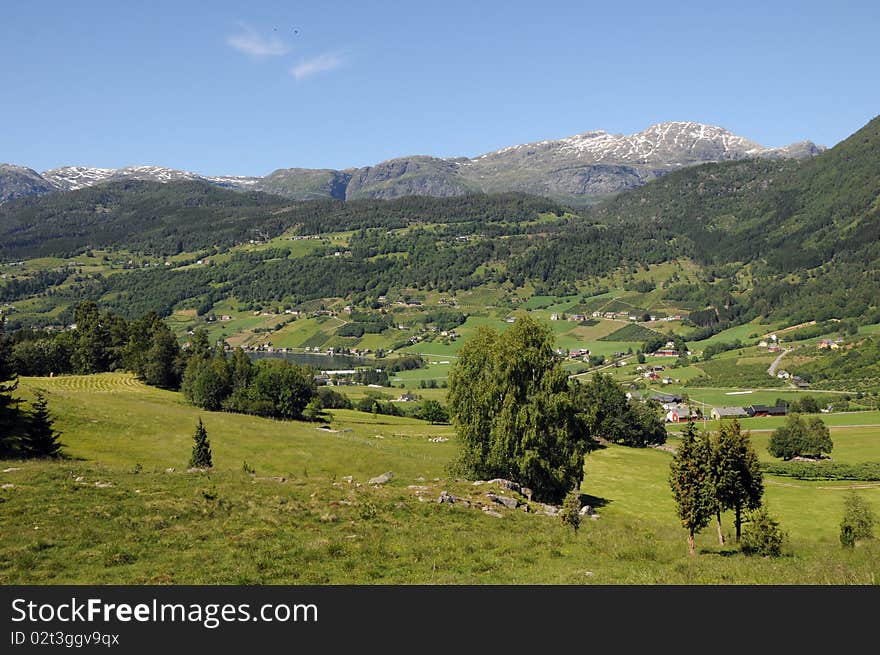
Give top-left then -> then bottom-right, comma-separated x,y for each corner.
560,490 -> 582,533
840,491 -> 875,547
740,507 -> 785,557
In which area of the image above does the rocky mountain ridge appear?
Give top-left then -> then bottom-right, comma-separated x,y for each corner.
1,121 -> 824,206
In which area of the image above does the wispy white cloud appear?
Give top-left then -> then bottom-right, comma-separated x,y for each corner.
227,25 -> 290,57
291,52 -> 345,80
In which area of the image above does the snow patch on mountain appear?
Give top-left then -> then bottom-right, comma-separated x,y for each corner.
43,167 -> 116,191
475,121 -> 802,166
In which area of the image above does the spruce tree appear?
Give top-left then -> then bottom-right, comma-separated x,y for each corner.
189,418 -> 213,469
23,390 -> 64,458
669,421 -> 715,556
710,420 -> 764,544
0,319 -> 23,457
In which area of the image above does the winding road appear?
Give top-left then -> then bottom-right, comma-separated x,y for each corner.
767,347 -> 793,378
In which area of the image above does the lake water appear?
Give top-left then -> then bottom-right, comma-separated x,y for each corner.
247,351 -> 366,371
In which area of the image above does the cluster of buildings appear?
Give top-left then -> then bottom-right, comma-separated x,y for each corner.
626,390 -> 794,424
758,334 -> 782,353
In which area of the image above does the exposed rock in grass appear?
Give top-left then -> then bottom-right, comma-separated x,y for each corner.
482,508 -> 503,518
438,490 -> 471,507
2,467 -> 21,473
368,471 -> 393,485
487,492 -> 518,509
487,478 -> 521,493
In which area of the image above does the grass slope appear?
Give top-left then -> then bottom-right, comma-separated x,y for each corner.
1,374 -> 879,584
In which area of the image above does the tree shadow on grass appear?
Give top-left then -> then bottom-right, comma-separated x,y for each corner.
698,547 -> 740,557
578,493 -> 610,510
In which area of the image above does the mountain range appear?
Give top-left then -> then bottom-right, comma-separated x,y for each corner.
0,121 -> 823,206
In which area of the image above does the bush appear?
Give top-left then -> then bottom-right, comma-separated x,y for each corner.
759,461 -> 880,481
840,491 -> 875,548
560,490 -> 582,533
317,386 -> 352,409
740,507 -> 785,557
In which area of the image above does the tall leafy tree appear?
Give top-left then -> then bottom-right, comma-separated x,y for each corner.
21,390 -> 64,458
142,323 -> 182,389
224,346 -> 254,411
768,414 -> 833,460
577,372 -> 666,447
245,359 -> 316,419
448,315 -> 590,503
419,399 -> 448,425
123,311 -> 162,378
183,355 -> 231,411
71,301 -> 112,374
669,421 -> 715,556
187,328 -> 213,361
710,419 -> 764,543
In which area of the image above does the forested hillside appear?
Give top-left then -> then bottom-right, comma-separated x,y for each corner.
1,117 -> 878,333
525,115 -> 880,325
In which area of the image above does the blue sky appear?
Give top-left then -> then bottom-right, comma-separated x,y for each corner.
1,1 -> 878,176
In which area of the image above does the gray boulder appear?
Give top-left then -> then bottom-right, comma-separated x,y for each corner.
368,471 -> 393,485
487,493 -> 518,509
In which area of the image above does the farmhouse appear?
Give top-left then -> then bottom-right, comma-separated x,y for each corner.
654,342 -> 680,356
649,392 -> 684,405
665,404 -> 695,423
710,406 -> 749,420
745,404 -> 787,417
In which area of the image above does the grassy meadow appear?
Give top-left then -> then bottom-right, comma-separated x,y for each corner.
1,373 -> 879,584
